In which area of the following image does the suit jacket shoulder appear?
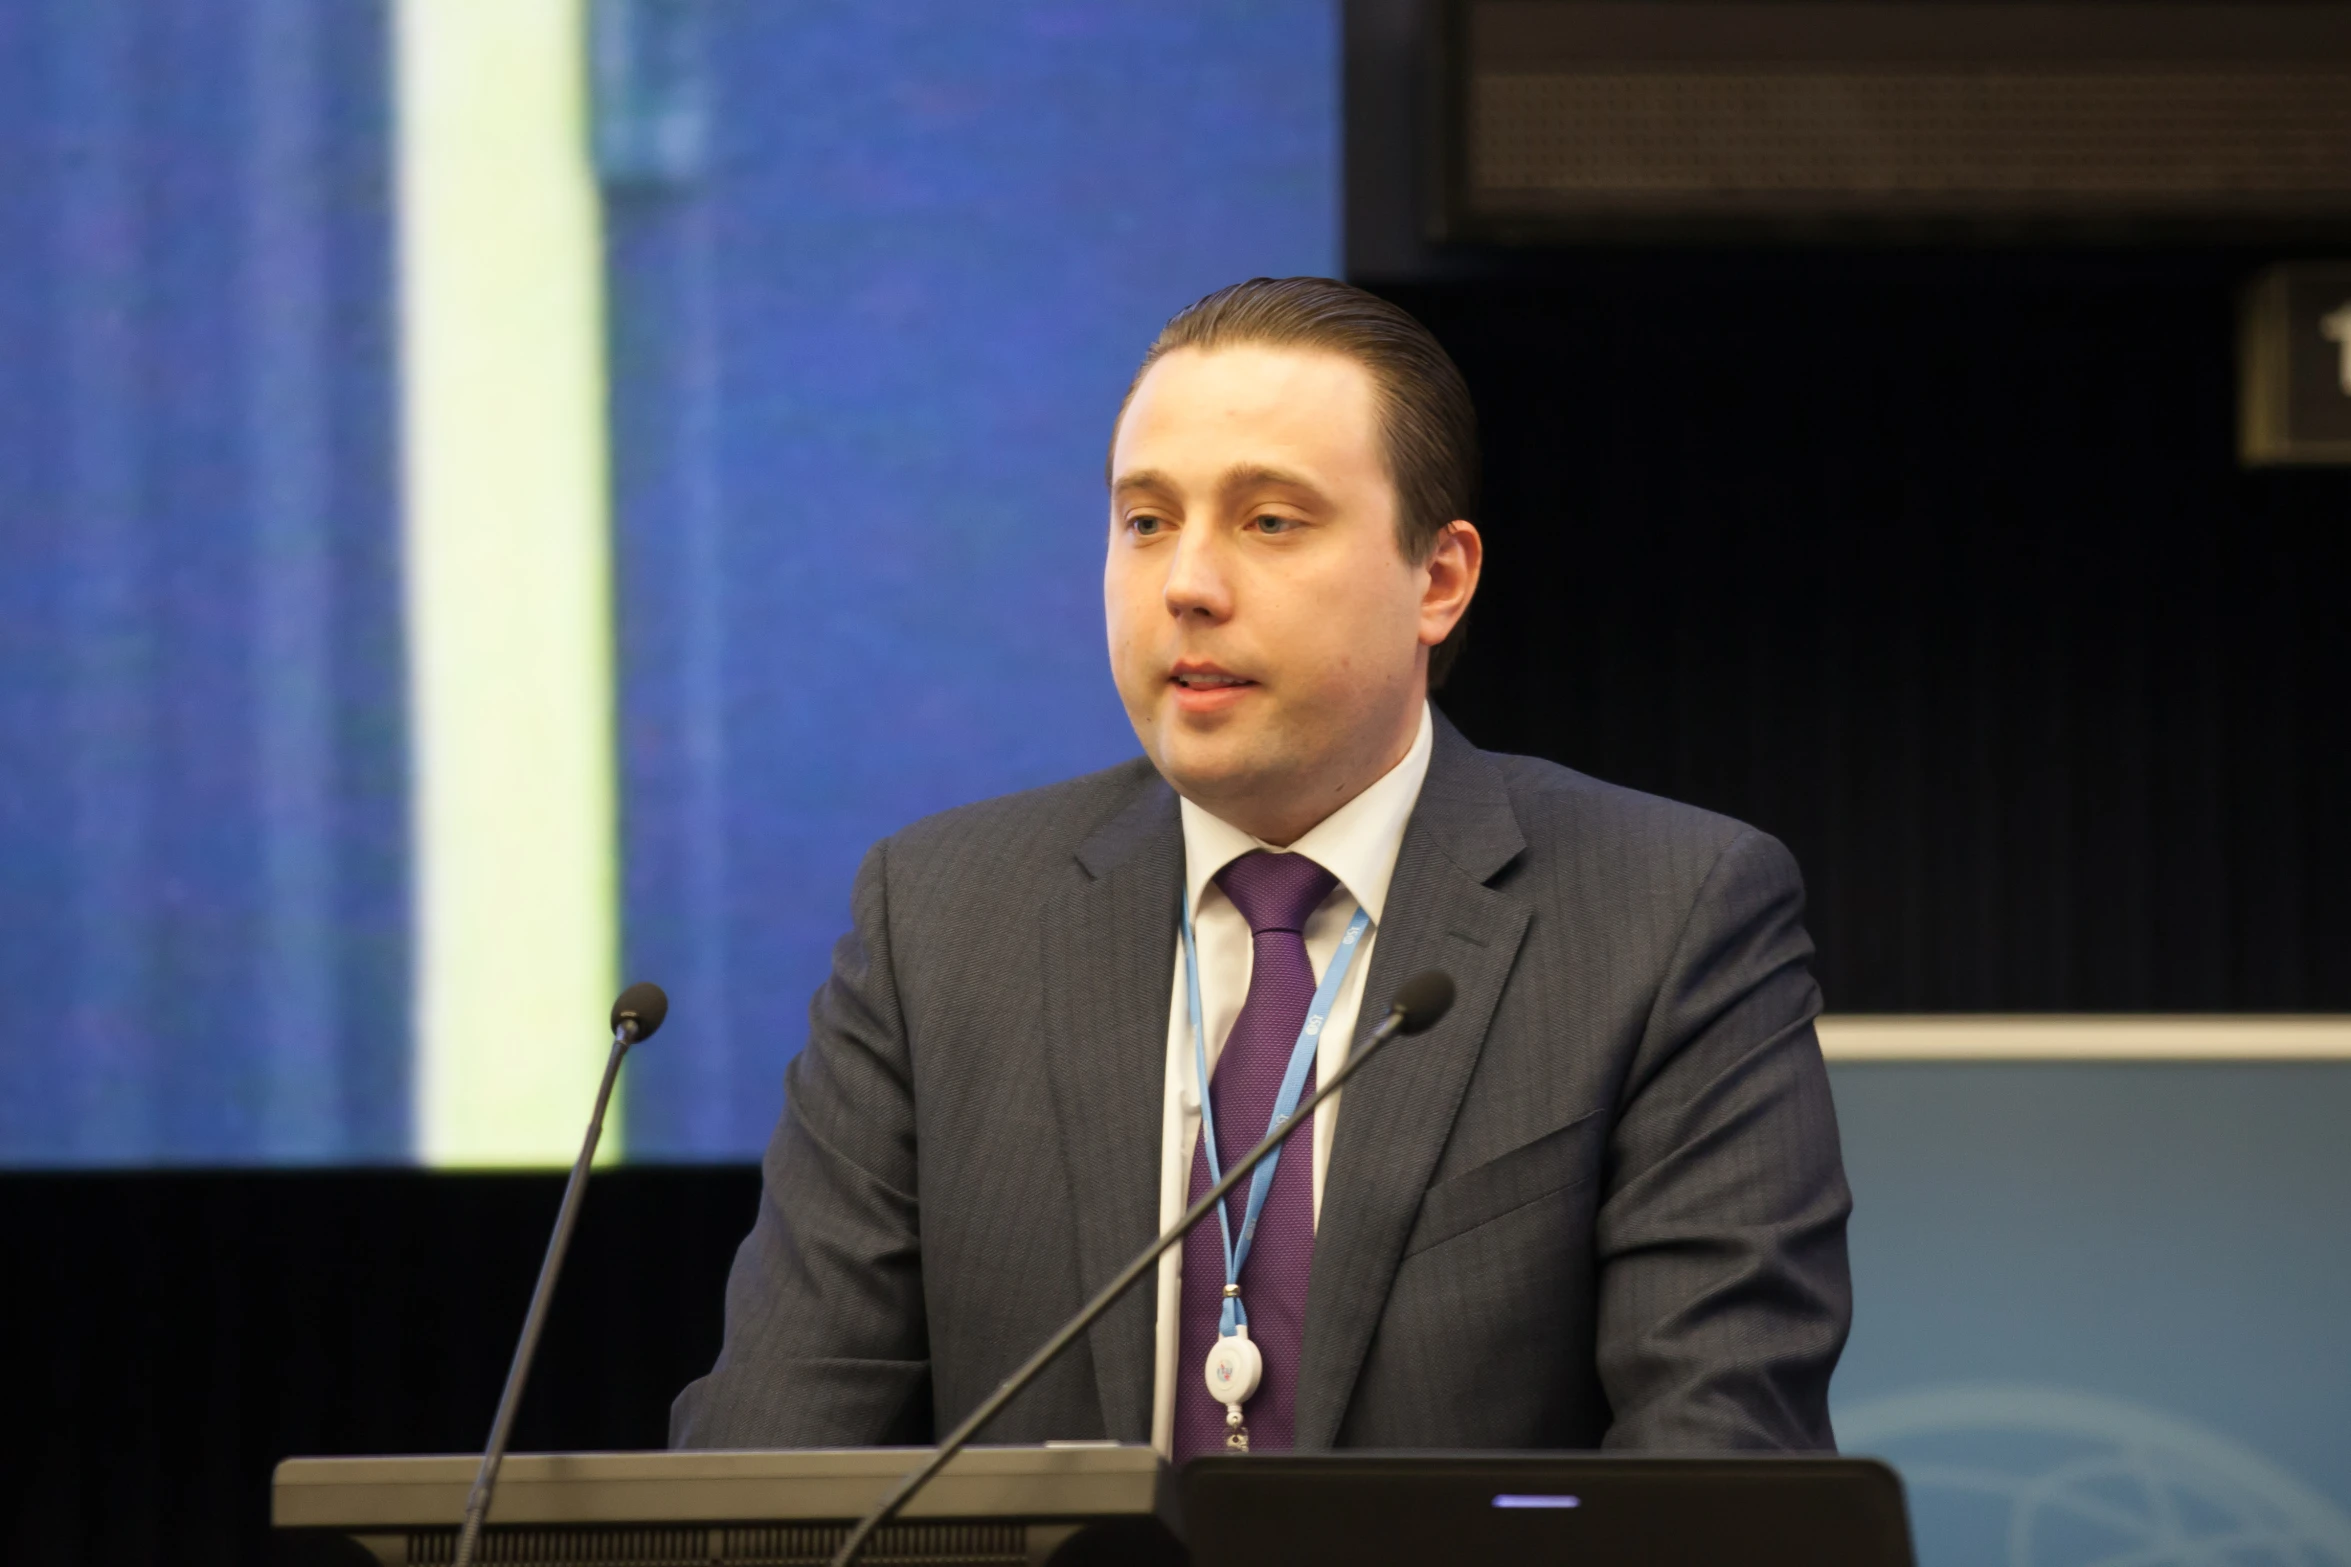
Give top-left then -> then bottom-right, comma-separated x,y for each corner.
1476,745 -> 1814,1025
1484,746 -> 1780,891
879,755 -> 1164,886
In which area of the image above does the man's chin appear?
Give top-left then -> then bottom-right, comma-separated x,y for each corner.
1147,724 -> 1280,809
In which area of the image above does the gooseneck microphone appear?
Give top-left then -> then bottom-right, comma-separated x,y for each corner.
827,970 -> 1456,1567
449,982 -> 670,1567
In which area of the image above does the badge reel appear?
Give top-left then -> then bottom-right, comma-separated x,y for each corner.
1202,1318 -> 1264,1450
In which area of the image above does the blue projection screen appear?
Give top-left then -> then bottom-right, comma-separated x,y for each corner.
0,0 -> 409,1165
0,0 -> 1337,1166
605,1 -> 1340,1158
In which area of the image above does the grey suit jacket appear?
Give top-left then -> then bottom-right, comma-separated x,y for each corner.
672,714 -> 1851,1451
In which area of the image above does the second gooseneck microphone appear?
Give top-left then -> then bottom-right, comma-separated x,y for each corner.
449,982 -> 670,1567
826,968 -> 1457,1567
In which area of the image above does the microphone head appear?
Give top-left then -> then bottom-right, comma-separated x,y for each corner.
611,981 -> 670,1043
1390,971 -> 1455,1035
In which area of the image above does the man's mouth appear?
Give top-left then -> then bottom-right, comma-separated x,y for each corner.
1167,665 -> 1258,710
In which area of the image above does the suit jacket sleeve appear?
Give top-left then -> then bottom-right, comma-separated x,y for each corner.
1594,826 -> 1853,1450
670,838 -> 933,1447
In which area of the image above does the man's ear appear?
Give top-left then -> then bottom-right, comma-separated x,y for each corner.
1419,519 -> 1483,647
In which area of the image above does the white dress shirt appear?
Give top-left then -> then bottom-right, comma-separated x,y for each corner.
1147,702 -> 1435,1456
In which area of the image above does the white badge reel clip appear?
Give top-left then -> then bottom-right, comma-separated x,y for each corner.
1203,1322 -> 1263,1449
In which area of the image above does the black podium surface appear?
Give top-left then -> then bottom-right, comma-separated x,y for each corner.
276,1446 -> 1913,1566
1184,1453 -> 1915,1567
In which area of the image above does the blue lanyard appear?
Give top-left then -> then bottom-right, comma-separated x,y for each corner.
1181,883 -> 1371,1339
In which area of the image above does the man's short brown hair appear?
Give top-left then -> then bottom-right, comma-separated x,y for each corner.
1113,276 -> 1480,687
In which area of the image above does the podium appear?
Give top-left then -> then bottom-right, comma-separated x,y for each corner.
272,1445 -> 1178,1567
275,1447 -> 1914,1567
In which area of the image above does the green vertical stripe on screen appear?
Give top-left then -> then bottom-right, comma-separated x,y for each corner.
395,0 -> 620,1165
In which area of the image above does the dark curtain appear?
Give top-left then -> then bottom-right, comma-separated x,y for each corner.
0,1168 -> 758,1566
1404,251 -> 2351,1012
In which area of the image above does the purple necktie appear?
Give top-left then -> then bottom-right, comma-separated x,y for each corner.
1174,849 -> 1339,1462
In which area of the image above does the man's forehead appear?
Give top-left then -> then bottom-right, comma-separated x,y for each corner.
1110,343 -> 1381,485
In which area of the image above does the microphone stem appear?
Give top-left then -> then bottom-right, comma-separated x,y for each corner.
451,1025 -> 634,1567
827,1003 -> 1416,1567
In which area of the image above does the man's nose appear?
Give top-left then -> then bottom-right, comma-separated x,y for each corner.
1162,527 -> 1232,619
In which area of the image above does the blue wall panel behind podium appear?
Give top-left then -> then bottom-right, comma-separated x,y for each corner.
604,1 -> 1340,1158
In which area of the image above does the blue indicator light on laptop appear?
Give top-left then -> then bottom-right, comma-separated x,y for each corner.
1492,1494 -> 1581,1509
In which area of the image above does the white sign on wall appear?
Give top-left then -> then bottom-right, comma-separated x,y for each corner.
2241,263 -> 2351,465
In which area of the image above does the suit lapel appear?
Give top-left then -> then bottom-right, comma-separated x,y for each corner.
1296,717 -> 1530,1449
1036,779 -> 1183,1442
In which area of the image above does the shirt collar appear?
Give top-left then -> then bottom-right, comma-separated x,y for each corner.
1177,702 -> 1435,926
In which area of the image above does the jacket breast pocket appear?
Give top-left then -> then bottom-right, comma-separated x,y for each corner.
1401,1106 -> 1608,1260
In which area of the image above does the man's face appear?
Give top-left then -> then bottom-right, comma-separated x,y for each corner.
1104,344 -> 1473,843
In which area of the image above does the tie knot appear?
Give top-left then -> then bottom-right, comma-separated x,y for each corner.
1215,850 -> 1338,936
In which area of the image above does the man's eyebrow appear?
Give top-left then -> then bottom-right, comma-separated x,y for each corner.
1110,464 -> 1329,503
1110,468 -> 1177,499
1217,463 -> 1326,502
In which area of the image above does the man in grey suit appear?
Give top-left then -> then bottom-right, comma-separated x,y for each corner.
673,278 -> 1850,1459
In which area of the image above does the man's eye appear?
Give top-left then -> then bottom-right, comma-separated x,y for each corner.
1130,514 -> 1168,537
1251,513 -> 1297,535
